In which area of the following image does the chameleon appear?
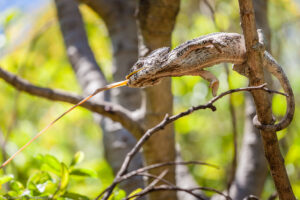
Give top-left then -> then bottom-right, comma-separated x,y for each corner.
0,32 -> 294,168
126,32 -> 295,132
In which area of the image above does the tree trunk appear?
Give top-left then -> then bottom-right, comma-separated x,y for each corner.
54,0 -> 144,194
229,0 -> 271,199
136,1 -> 180,200
238,0 -> 295,198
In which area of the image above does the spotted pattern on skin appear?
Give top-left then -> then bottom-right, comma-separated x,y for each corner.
126,32 -> 294,132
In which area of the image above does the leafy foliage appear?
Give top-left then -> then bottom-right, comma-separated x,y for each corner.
0,152 -> 99,199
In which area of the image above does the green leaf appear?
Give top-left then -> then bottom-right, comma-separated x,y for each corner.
70,168 -> 97,178
111,189 -> 126,200
27,171 -> 52,186
7,191 -> 19,197
3,9 -> 20,27
62,192 -> 90,200
27,171 -> 52,194
0,196 -> 7,200
43,154 -> 61,173
127,188 -> 143,200
0,174 -> 13,185
40,164 -> 60,176
10,181 -> 24,192
43,181 -> 57,194
60,162 -> 69,191
70,151 -> 84,167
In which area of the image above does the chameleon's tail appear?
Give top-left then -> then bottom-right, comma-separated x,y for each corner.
249,51 -> 295,132
257,52 -> 295,131
0,80 -> 128,169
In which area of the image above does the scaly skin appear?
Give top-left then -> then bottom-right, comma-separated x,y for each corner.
126,32 -> 295,132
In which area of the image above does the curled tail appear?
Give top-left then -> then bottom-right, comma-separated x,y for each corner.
253,51 -> 295,131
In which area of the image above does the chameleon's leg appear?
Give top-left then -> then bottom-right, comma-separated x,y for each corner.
190,70 -> 219,97
176,38 -> 227,59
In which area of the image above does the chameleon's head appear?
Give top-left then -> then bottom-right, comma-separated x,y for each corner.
126,47 -> 170,88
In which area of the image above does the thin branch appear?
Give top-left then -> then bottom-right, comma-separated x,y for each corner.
124,185 -> 230,200
131,172 -> 207,200
124,185 -> 205,200
224,65 -> 238,191
137,172 -> 174,186
128,169 -> 169,200
190,186 -> 231,199
119,161 -> 218,183
0,67 -> 144,138
96,161 -> 215,200
202,0 -> 215,22
97,83 -> 283,200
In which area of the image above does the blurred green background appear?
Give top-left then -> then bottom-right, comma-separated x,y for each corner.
0,0 -> 300,199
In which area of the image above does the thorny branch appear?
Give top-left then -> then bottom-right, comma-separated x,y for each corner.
97,83 -> 286,200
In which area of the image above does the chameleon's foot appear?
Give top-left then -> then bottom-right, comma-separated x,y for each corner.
233,63 -> 250,77
210,80 -> 219,97
181,69 -> 219,96
195,70 -> 219,97
253,114 -> 278,131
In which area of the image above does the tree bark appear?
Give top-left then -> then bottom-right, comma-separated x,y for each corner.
136,1 -> 180,200
229,0 -> 270,199
54,0 -> 144,194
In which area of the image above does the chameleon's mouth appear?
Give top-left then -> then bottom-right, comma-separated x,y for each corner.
125,67 -> 144,79
127,76 -> 161,88
126,66 -> 165,88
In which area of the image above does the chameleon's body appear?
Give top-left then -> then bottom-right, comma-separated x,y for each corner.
127,33 -> 245,89
127,32 -> 294,132
0,32 -> 294,168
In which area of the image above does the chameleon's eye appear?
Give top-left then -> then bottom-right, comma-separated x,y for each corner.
136,62 -> 144,69
129,62 -> 143,73
126,62 -> 144,79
